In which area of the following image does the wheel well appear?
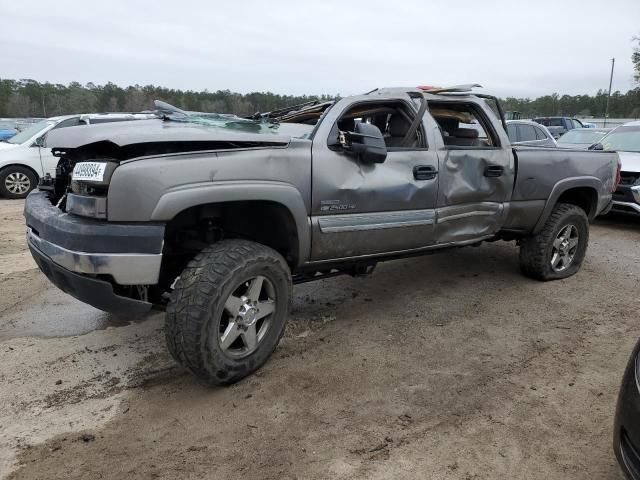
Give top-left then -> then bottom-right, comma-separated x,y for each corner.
160,201 -> 299,288
556,187 -> 598,219
0,163 -> 40,181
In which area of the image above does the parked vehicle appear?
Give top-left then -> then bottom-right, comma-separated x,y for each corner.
0,113 -> 154,198
581,122 -> 597,129
613,337 -> 640,479
533,117 -> 585,139
25,86 -> 620,385
599,121 -> 640,216
506,120 -> 557,147
557,128 -> 611,149
0,122 -> 17,141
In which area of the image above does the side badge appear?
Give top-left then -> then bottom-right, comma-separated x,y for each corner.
320,199 -> 356,212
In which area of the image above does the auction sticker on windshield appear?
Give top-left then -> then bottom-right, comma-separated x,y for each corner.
72,162 -> 107,181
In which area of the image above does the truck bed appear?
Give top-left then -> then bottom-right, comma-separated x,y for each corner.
502,146 -> 618,233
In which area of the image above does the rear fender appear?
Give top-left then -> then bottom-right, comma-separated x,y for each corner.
532,177 -> 601,233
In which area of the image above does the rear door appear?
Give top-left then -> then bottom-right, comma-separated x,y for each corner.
427,99 -> 514,244
310,95 -> 440,261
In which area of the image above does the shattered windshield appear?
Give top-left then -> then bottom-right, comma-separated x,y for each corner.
154,99 -> 334,132
155,100 -> 280,134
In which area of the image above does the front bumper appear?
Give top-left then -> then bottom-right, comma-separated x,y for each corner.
27,227 -> 161,285
612,186 -> 640,215
24,190 -> 165,313
28,242 -> 152,314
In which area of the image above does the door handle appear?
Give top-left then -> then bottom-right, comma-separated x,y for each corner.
413,165 -> 438,181
484,165 -> 504,177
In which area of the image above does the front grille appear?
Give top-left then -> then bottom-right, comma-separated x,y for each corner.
620,429 -> 640,479
620,172 -> 640,186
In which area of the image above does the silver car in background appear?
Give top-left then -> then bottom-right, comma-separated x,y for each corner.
506,120 -> 557,147
557,128 -> 611,149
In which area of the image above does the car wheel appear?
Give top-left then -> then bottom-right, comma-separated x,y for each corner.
0,166 -> 37,199
519,202 -> 589,281
165,239 -> 292,385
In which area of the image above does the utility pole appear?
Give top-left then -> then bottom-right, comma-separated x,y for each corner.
604,57 -> 615,127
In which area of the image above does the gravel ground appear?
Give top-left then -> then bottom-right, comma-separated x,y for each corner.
0,198 -> 638,479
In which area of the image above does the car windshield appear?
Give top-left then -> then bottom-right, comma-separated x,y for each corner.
0,123 -> 16,130
600,126 -> 640,153
558,129 -> 608,144
6,120 -> 53,144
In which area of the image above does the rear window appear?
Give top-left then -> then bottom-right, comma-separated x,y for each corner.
535,118 -> 564,127
517,124 -> 537,142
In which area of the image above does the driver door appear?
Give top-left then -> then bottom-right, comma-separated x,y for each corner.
310,96 -> 439,261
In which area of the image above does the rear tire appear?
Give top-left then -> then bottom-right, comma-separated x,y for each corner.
165,240 -> 291,385
519,202 -> 589,281
0,166 -> 37,199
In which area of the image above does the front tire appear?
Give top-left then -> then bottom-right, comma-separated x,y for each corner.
519,203 -> 589,281
165,240 -> 292,385
0,166 -> 37,199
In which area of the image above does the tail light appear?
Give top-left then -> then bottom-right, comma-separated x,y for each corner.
614,157 -> 622,193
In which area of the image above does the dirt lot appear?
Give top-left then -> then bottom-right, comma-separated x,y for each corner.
1,199 -> 639,479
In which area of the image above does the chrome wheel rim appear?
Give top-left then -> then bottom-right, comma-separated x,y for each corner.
5,172 -> 31,195
551,224 -> 579,272
218,275 -> 276,358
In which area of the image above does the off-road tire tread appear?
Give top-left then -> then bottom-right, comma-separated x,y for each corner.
519,202 -> 589,281
165,239 -> 291,385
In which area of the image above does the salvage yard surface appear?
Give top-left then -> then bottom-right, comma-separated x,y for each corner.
0,198 -> 638,480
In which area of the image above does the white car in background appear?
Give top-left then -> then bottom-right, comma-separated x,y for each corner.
600,121 -> 640,216
0,113 -> 154,198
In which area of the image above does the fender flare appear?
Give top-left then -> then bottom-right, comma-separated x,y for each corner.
150,180 -> 311,264
532,176 -> 601,233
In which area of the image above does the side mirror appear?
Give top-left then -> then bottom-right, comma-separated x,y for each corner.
32,136 -> 45,148
339,122 -> 387,164
588,143 -> 604,151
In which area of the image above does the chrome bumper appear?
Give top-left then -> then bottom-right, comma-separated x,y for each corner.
27,227 -> 162,285
612,185 -> 640,214
612,201 -> 640,213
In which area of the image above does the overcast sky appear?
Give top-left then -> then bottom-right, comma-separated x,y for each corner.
1,0 -> 638,98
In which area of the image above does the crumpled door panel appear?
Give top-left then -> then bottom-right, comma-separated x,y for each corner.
435,149 -> 513,244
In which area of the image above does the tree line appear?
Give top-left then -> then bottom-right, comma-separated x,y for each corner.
0,78 -> 639,119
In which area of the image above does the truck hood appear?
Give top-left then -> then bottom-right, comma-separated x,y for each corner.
44,117 -> 314,150
618,151 -> 640,172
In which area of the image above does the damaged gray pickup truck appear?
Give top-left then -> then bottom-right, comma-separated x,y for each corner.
25,86 -> 620,385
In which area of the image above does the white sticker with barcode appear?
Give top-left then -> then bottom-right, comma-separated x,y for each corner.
72,162 -> 107,181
